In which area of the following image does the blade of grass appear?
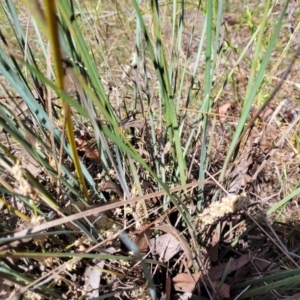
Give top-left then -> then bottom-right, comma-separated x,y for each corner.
197,1 -> 213,210
133,0 -> 187,186
44,0 -> 89,201
219,0 -> 289,182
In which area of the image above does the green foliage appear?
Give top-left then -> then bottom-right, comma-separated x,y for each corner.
0,0 -> 299,299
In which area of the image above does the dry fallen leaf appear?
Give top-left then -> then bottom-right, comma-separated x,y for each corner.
211,281 -> 230,299
84,261 -> 105,299
75,130 -> 100,162
172,292 -> 209,300
206,253 -> 254,282
173,272 -> 200,293
154,224 -> 193,267
173,253 -> 254,292
173,274 -> 231,298
224,14 -> 239,26
218,102 -> 232,121
135,228 -> 151,257
150,232 -> 182,262
85,148 -> 100,162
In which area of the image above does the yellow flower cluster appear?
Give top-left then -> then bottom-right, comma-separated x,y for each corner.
195,194 -> 248,231
11,164 -> 38,204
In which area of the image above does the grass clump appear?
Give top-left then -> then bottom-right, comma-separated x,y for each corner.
0,0 -> 300,299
